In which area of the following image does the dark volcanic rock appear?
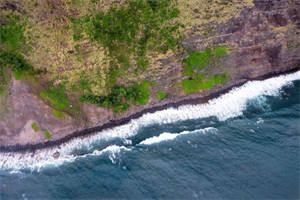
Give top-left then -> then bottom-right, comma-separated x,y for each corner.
53,151 -> 60,159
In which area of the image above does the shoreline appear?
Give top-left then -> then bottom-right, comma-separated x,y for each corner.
1,67 -> 299,153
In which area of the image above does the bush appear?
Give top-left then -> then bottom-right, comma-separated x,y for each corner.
156,91 -> 167,100
43,131 -> 51,138
0,51 -> 29,72
0,15 -> 26,52
31,122 -> 40,132
79,80 -> 152,112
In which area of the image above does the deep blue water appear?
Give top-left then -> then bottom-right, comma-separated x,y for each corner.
1,80 -> 299,200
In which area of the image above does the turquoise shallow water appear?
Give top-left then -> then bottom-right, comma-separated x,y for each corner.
0,80 -> 299,200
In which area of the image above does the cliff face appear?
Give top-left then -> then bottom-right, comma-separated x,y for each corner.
0,0 -> 299,149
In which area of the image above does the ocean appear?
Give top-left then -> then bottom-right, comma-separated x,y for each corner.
1,72 -> 299,199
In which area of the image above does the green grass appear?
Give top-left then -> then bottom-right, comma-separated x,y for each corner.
128,80 -> 151,105
0,15 -> 26,53
183,46 -> 227,77
43,131 -> 51,138
39,84 -> 70,109
156,91 -> 166,100
31,122 -> 40,132
79,80 -> 152,112
181,46 -> 229,94
13,70 -> 25,80
0,15 -> 32,82
182,73 -> 229,94
52,110 -> 68,119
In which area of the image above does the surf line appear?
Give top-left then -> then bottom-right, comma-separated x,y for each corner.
1,68 -> 300,153
0,70 -> 300,171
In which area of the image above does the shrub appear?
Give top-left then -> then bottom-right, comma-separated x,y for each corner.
79,80 -> 152,112
0,15 -> 26,52
156,91 -> 167,100
31,122 -> 40,132
43,131 -> 51,138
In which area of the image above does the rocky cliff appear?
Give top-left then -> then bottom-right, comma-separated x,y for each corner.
0,0 -> 299,151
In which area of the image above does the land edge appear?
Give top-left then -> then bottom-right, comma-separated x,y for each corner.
1,67 -> 299,153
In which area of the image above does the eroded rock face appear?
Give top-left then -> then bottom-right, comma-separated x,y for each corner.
0,0 -> 299,148
0,77 -> 79,146
184,0 -> 299,80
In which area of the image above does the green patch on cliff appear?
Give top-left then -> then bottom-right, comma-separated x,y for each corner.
43,131 -> 51,138
182,73 -> 229,94
91,0 -> 181,56
0,51 -> 31,78
79,80 -> 152,112
181,46 -> 229,94
183,46 -> 227,77
156,91 -> 166,100
31,122 -> 40,132
0,14 -> 35,81
39,84 -> 70,110
0,15 -> 26,53
52,110 -> 68,119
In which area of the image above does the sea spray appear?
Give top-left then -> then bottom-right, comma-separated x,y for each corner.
1,71 -> 299,171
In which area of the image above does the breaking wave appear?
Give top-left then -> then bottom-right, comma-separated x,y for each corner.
139,127 -> 217,145
0,71 -> 299,172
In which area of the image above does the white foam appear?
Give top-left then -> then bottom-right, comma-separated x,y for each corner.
0,71 -> 299,171
89,145 -> 131,164
140,133 -> 178,145
140,127 -> 217,145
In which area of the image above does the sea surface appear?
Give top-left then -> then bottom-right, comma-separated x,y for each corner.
0,72 -> 300,200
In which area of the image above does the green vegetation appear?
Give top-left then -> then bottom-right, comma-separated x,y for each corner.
0,50 -> 31,80
52,110 -> 68,119
43,131 -> 51,138
156,91 -> 166,100
182,46 -> 229,94
79,80 -> 151,112
31,122 -> 40,132
72,0 -> 182,87
0,14 -> 33,82
182,74 -> 229,94
0,15 -> 26,53
39,84 -> 70,109
183,46 -> 227,77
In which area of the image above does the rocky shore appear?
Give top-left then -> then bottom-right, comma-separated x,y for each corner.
0,0 -> 299,152
1,67 -> 299,153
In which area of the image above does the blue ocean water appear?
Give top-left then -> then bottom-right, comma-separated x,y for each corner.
0,79 -> 299,200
